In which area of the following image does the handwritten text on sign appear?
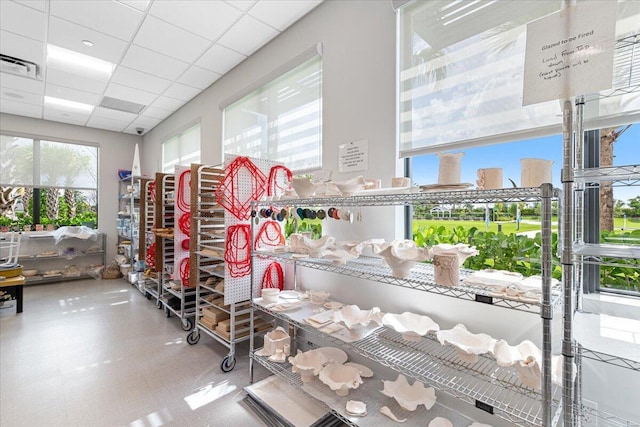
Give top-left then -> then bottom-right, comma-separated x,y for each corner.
522,1 -> 615,106
338,139 -> 368,173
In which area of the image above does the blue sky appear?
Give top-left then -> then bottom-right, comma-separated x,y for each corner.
412,125 -> 639,204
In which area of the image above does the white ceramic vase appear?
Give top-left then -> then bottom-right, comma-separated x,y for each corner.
476,168 -> 503,190
373,239 -> 430,278
319,362 -> 363,396
521,158 -> 553,187
437,152 -> 464,185
433,252 -> 460,287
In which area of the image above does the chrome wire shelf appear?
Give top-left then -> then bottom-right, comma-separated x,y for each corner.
580,347 -> 640,371
254,299 -> 561,427
574,243 -> 640,259
255,253 -> 562,314
573,164 -> 640,186
256,187 -> 561,208
581,405 -> 640,427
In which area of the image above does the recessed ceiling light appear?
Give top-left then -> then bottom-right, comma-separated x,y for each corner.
3,92 -> 24,99
82,40 -> 94,47
47,44 -> 114,77
45,96 -> 94,113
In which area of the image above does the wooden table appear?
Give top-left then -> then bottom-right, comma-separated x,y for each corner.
0,275 -> 25,313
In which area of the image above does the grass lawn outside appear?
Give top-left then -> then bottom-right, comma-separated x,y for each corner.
412,218 -> 553,235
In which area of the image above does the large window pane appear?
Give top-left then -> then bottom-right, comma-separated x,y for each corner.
162,124 -> 200,173
0,135 -> 34,186
40,140 -> 98,189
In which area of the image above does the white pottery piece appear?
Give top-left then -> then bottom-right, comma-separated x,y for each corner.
315,347 -> 348,364
462,269 -> 524,289
436,324 -> 496,364
493,339 -> 540,368
263,326 -> 291,356
346,400 -> 367,416
299,235 -> 335,258
429,243 -> 479,266
429,418 -> 453,427
268,349 -> 287,363
437,152 -> 464,185
373,239 -> 430,278
289,349 -> 329,382
380,374 -> 437,411
322,249 -> 357,265
516,355 -> 542,390
291,177 -> 320,198
551,354 -> 576,387
382,312 -> 440,342
309,290 -> 330,305
364,178 -> 382,189
336,240 -> 366,257
476,168 -> 503,190
519,275 -> 561,292
345,362 -> 374,378
333,305 -> 384,330
380,406 -> 407,423
521,158 -> 553,187
432,252 -> 460,287
261,288 -> 280,303
319,362 -> 363,396
332,176 -> 366,196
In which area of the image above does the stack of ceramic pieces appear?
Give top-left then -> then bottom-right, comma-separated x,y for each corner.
345,400 -> 367,417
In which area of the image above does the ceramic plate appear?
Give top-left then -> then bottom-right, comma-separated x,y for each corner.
265,301 -> 302,312
420,183 -> 473,192
279,290 -> 302,300
345,362 -> 374,377
323,301 -> 343,310
316,347 -> 348,364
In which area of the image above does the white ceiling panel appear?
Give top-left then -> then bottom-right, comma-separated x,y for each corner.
177,66 -> 220,90
111,66 -> 171,95
225,0 -> 257,12
0,1 -> 46,41
132,15 -> 211,64
196,43 -> 246,75
14,1 -> 47,12
48,16 -> 129,63
86,115 -> 129,132
217,15 -> 279,56
49,0 -> 144,42
121,44 -> 189,81
0,0 -> 324,135
45,83 -> 101,106
1,87 -> 43,106
163,82 -> 201,102
249,1 -> 321,31
46,69 -> 109,95
149,1 -> 241,42
0,73 -> 44,95
104,82 -> 157,106
150,96 -> 185,112
0,30 -> 45,67
0,99 -> 42,118
140,105 -> 172,120
92,106 -> 138,122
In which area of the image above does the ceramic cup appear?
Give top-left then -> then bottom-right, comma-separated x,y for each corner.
433,252 -> 460,287
437,152 -> 464,185
262,288 -> 280,303
521,158 -> 553,187
476,168 -> 503,190
391,177 -> 410,188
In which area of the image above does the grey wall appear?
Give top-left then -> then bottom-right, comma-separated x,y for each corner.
0,112 -> 141,262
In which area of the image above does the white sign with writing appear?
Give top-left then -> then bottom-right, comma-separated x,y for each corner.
338,139 -> 368,172
522,1 -> 615,106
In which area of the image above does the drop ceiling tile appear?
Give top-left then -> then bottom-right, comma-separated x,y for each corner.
45,83 -> 101,106
0,1 -> 46,41
162,82 -> 201,102
150,96 -> 184,112
196,43 -> 246,75
140,105 -> 172,120
224,0 -> 257,12
0,30 -> 45,67
43,107 -> 90,125
111,66 -> 172,95
46,69 -> 109,95
132,15 -> 212,64
0,72 -> 45,95
177,66 -> 220,90
92,106 -> 137,122
48,16 -> 128,64
86,115 -> 129,132
249,0 -> 321,31
116,0 -> 150,12
217,15 -> 279,56
0,98 -> 41,118
149,1 -> 241,42
130,116 -> 162,129
104,82 -> 157,106
49,0 -> 143,41
1,87 -> 43,106
14,1 -> 47,12
121,44 -> 189,81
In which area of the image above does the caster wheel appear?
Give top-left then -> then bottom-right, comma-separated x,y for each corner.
181,318 -> 193,331
220,355 -> 236,372
187,330 -> 200,345
145,293 -> 152,300
165,307 -> 171,318
156,300 -> 163,309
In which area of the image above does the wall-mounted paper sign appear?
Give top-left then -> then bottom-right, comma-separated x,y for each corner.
522,1 -> 615,106
338,139 -> 368,172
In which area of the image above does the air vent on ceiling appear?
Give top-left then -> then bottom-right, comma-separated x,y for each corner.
99,96 -> 145,114
0,54 -> 39,79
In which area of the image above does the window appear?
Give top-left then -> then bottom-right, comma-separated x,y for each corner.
222,54 -> 322,173
162,124 -> 201,173
0,134 -> 99,229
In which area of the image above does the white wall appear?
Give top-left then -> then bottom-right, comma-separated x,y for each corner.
0,113 -> 141,262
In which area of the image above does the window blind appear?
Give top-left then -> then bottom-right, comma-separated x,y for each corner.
162,124 -> 201,173
398,0 -> 640,158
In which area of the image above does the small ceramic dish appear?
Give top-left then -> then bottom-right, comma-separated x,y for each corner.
324,301 -> 343,310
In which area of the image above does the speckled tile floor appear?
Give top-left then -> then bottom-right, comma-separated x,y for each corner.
0,278 -> 269,427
